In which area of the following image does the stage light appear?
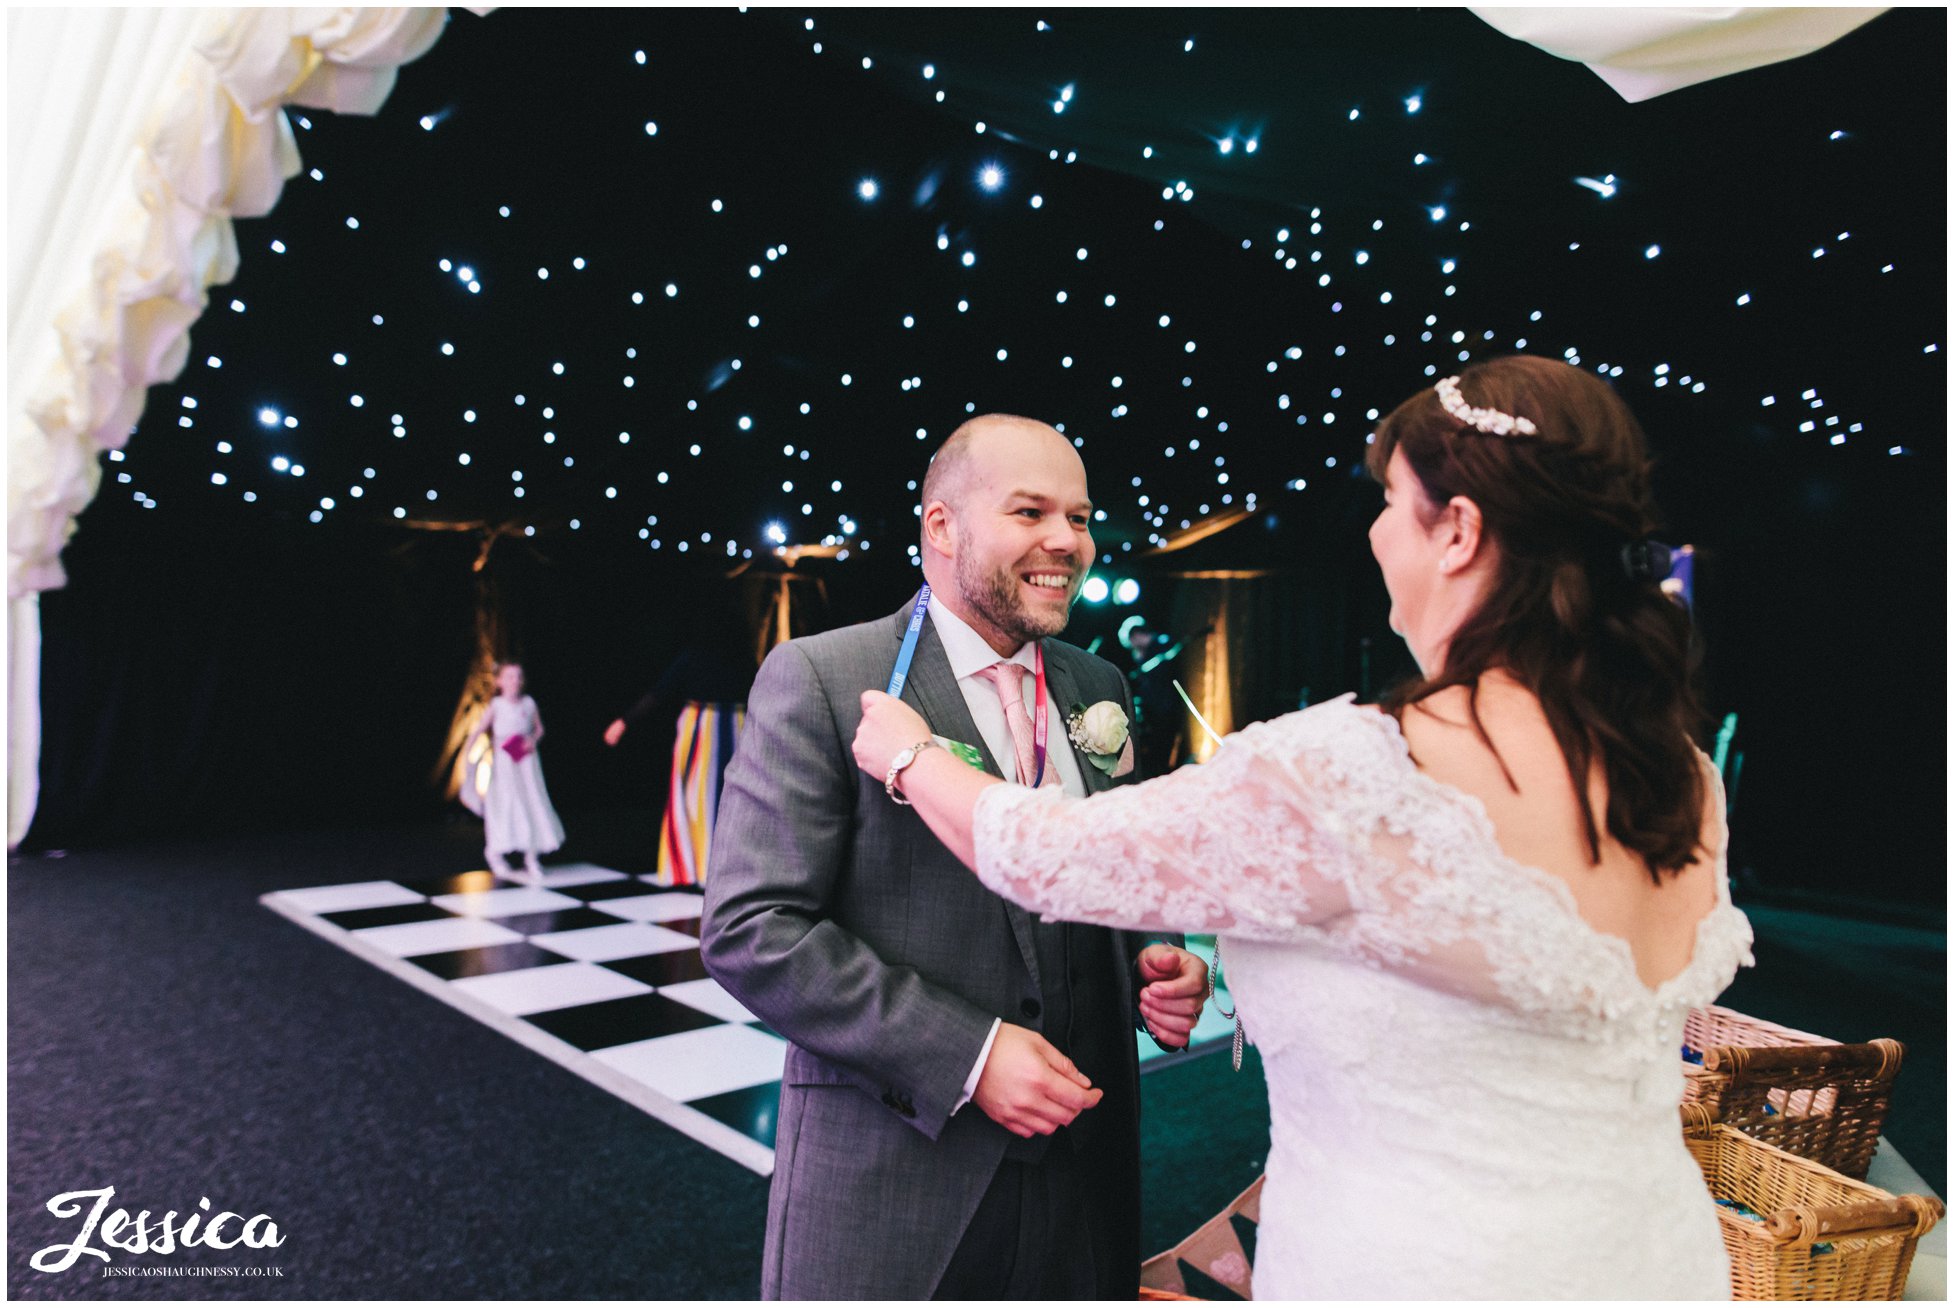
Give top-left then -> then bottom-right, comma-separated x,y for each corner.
1114,579 -> 1141,605
858,179 -> 879,200
1081,577 -> 1110,604
978,164 -> 1003,191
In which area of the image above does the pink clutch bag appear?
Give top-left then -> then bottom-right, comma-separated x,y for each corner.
501,736 -> 532,763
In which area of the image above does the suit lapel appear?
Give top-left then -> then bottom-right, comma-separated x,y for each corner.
896,611 -> 1002,780
1041,641 -> 1116,795
889,597 -> 1043,989
1044,640 -> 1150,1020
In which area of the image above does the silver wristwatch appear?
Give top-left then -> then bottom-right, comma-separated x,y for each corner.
884,738 -> 940,805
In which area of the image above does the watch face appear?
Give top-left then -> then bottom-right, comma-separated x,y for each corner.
891,747 -> 916,770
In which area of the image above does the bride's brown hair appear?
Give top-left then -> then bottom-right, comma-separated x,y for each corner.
1366,355 -> 1706,882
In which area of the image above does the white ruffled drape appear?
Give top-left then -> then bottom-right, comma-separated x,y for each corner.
1471,7 -> 1885,102
7,8 -> 459,847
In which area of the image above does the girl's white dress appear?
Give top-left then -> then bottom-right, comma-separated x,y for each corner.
971,694 -> 1753,1300
480,695 -> 564,855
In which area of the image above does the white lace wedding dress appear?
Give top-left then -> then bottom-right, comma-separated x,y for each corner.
972,694 -> 1754,1299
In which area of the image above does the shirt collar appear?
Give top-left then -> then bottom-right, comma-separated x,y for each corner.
927,593 -> 1037,682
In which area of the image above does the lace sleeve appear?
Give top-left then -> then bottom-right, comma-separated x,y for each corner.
970,715 -> 1369,941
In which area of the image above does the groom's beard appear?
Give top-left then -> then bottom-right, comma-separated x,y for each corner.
956,551 -> 1080,649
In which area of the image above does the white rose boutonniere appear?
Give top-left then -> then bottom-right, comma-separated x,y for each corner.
1066,700 -> 1135,777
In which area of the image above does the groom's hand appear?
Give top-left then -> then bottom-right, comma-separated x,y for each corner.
973,1023 -> 1103,1138
1137,944 -> 1208,1050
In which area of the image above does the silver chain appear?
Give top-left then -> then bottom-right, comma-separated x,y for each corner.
1206,939 -> 1244,1071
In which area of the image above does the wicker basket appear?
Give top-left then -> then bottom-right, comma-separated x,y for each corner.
1682,1103 -> 1942,1299
1682,1004 -> 1903,1179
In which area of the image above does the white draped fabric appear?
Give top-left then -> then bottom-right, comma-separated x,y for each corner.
6,8 -> 459,846
1472,6 -> 1886,102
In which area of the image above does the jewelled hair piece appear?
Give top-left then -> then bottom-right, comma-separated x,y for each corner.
1435,376 -> 1538,437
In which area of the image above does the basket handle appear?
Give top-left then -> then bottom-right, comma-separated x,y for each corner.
1680,1102 -> 1717,1135
1704,1036 -> 1904,1081
1761,1193 -> 1944,1243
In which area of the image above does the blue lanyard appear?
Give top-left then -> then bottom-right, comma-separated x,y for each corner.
887,583 -> 1047,788
886,584 -> 932,697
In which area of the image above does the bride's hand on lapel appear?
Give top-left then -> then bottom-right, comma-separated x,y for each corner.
853,690 -> 934,778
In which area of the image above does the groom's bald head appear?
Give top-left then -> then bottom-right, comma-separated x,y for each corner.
920,414 -> 1055,518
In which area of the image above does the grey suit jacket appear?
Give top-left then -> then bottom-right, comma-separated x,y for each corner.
702,595 -> 1169,1299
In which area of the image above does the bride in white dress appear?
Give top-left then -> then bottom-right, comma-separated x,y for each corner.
853,355 -> 1754,1298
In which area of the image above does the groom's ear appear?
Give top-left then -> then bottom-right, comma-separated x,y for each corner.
921,499 -> 956,560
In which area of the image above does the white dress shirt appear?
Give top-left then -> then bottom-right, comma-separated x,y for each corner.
927,595 -> 1088,799
925,594 -> 1089,1115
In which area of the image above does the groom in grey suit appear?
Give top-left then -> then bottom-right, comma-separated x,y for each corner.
703,415 -> 1208,1299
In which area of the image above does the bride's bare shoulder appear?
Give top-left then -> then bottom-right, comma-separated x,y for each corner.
1397,675 -> 1551,769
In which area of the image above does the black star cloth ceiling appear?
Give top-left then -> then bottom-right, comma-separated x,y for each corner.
106,7 -> 1939,553
38,8 -> 1944,905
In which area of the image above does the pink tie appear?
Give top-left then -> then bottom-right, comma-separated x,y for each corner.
976,661 -> 1059,788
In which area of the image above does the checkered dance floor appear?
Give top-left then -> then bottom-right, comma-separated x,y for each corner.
262,865 -> 1236,1175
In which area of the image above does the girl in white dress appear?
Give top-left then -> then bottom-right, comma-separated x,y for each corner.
852,355 -> 1753,1298
464,662 -> 565,881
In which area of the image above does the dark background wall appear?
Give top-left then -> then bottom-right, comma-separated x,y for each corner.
33,426 -> 1944,914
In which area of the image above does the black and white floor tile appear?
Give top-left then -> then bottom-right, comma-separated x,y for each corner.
262,864 -> 1235,1176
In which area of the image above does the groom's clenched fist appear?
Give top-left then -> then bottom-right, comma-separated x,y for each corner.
973,1023 -> 1104,1138
1137,944 -> 1208,1050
